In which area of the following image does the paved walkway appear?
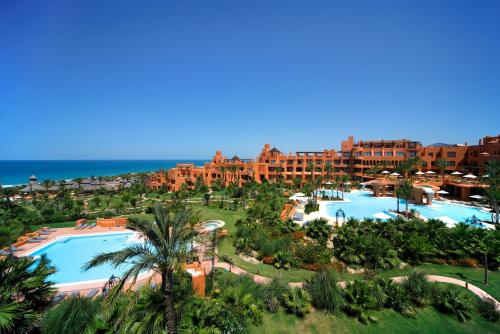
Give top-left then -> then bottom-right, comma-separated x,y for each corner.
215,262 -> 500,311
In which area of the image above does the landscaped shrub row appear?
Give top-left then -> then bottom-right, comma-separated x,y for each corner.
306,269 -> 499,324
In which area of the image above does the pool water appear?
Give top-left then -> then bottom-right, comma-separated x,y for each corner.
323,190 -> 491,224
29,232 -> 139,285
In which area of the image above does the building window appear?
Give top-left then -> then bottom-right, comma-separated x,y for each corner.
385,152 -> 393,156
428,152 -> 433,157
375,152 -> 382,156
363,152 -> 371,156
397,152 -> 405,157
354,152 -> 361,156
447,152 -> 456,158
408,151 -> 417,157
343,152 -> 351,157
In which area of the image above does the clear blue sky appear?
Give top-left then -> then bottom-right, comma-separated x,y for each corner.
1,0 -> 499,160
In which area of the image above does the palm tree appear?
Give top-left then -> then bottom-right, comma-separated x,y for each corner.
340,175 -> 350,200
324,162 -> 334,182
306,161 -> 315,182
395,180 -> 413,218
484,160 -> 500,224
0,255 -> 55,334
217,166 -> 227,187
74,178 -> 83,193
84,203 -> 197,334
42,179 -> 52,192
435,158 -> 449,182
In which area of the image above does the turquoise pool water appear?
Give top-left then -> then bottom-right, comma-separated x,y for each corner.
323,191 -> 491,224
29,232 -> 138,285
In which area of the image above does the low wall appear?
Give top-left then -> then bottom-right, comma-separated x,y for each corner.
96,217 -> 128,227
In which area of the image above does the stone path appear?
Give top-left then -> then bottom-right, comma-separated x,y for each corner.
214,262 -> 500,310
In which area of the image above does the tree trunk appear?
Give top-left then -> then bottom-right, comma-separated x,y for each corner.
484,254 -> 489,285
164,273 -> 177,334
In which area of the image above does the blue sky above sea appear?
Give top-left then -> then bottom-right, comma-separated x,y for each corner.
0,0 -> 499,160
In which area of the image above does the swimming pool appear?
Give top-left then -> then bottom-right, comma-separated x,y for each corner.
322,190 -> 491,224
28,232 -> 140,285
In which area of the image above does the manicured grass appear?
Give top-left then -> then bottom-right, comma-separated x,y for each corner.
249,305 -> 500,334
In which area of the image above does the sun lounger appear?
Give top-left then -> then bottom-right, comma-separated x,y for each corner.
0,250 -> 11,256
27,239 -> 42,243
53,292 -> 66,303
33,237 -> 47,241
39,231 -> 51,235
86,288 -> 99,298
70,291 -> 80,297
87,223 -> 96,229
79,224 -> 88,230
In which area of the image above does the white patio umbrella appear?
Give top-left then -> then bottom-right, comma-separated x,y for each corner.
381,170 -> 390,174
437,190 -> 449,194
451,171 -> 463,175
294,192 -> 305,197
325,181 -> 333,185
469,194 -> 483,200
415,171 -> 425,175
463,174 -> 477,179
426,171 -> 435,174
390,172 -> 400,176
482,174 -> 489,178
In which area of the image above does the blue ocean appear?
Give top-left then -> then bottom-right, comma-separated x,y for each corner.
0,160 -> 208,186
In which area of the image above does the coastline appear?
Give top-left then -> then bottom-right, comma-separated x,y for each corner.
0,159 -> 208,186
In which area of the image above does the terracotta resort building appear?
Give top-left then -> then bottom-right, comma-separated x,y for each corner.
148,135 -> 500,200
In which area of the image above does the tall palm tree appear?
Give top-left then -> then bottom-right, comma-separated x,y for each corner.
340,175 -> 350,200
74,178 -> 83,193
324,162 -> 333,182
84,203 -> 197,334
42,179 -> 52,192
395,180 -> 413,218
217,166 -> 227,187
484,160 -> 500,224
435,158 -> 449,182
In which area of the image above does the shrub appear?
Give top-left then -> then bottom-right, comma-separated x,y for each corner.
180,297 -> 245,333
376,278 -> 416,317
432,285 -> 472,322
262,277 -> 289,312
476,297 -> 500,322
262,256 -> 274,265
402,271 -> 434,307
42,296 -> 101,334
292,231 -> 305,240
457,258 -> 480,268
300,263 -> 322,271
282,288 -> 312,317
342,280 -> 379,324
273,251 -> 297,270
306,269 -> 344,313
304,201 -> 319,214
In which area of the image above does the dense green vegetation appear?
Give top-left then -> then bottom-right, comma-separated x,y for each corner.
1,160 -> 499,333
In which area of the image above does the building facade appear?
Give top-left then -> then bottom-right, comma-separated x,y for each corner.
149,135 -> 500,191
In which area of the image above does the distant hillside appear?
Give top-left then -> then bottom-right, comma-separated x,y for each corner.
428,143 -> 455,147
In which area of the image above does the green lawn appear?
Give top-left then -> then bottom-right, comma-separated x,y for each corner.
249,305 -> 500,334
